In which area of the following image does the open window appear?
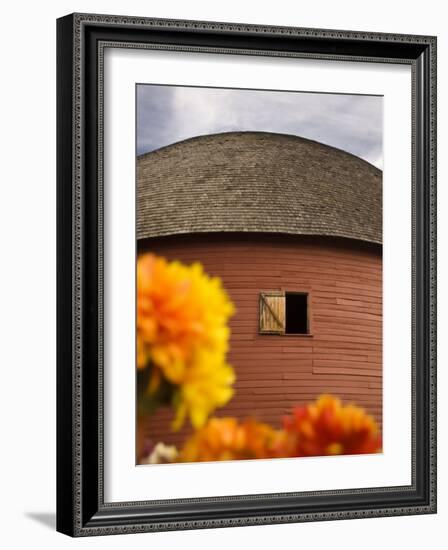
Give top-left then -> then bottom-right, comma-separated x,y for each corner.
285,292 -> 308,334
259,291 -> 309,335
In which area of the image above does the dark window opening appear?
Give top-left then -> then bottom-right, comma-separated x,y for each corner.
285,293 -> 308,334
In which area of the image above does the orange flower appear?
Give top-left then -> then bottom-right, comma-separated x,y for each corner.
137,254 -> 235,429
178,417 -> 281,462
178,397 -> 381,463
280,395 -> 382,457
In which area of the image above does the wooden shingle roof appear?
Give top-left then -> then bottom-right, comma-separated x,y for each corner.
137,132 -> 382,244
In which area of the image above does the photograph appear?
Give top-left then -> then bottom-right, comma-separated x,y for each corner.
135,84 -> 384,465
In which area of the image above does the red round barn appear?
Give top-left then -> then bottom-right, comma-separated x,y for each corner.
137,132 -> 382,446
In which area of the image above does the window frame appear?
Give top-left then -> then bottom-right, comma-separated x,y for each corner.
258,289 -> 313,337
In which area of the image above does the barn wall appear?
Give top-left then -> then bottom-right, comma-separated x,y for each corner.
137,233 -> 382,451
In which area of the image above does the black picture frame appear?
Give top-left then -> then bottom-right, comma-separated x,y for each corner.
56,13 -> 437,537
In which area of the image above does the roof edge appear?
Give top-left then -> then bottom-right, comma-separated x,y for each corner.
137,131 -> 383,173
136,227 -> 382,246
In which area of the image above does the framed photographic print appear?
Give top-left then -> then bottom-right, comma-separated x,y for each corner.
56,13 -> 437,536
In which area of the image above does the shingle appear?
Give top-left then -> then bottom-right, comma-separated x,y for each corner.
137,132 -> 382,245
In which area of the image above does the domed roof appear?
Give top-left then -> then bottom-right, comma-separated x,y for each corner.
137,132 -> 382,244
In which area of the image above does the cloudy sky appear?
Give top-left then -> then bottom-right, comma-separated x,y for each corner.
137,85 -> 383,169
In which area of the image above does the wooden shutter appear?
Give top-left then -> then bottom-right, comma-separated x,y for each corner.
259,291 -> 285,334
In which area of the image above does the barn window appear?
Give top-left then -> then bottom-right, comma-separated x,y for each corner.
259,291 -> 309,335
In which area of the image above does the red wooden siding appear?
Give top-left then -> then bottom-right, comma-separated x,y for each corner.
137,234 -> 382,449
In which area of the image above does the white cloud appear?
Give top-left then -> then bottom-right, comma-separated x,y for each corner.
137,85 -> 383,169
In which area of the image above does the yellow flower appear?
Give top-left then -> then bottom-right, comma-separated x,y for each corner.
137,253 -> 235,429
178,417 -> 280,462
172,348 -> 235,430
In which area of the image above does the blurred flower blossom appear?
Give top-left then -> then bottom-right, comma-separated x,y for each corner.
137,253 -> 235,429
279,394 -> 382,457
140,442 -> 179,464
161,396 -> 382,464
178,417 -> 280,462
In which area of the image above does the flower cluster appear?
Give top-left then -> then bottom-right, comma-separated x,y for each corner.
279,394 -> 382,457
137,253 -> 235,430
178,417 -> 280,462
177,395 -> 381,463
